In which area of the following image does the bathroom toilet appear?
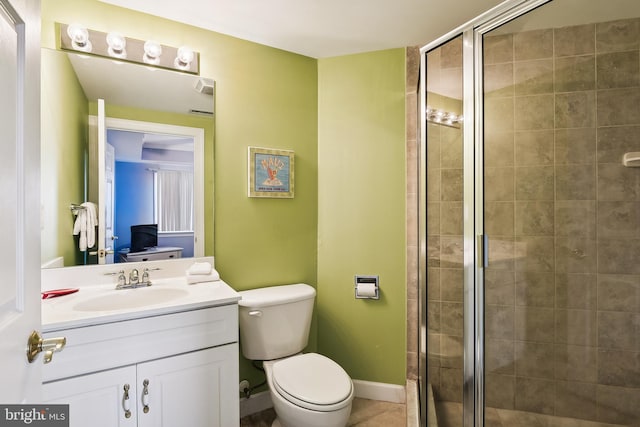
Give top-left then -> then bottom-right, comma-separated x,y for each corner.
238,283 -> 354,427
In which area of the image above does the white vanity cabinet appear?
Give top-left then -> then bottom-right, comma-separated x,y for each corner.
41,304 -> 239,427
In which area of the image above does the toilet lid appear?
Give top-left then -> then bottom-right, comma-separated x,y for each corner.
272,353 -> 353,410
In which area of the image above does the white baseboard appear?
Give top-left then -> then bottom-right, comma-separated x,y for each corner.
240,380 -> 407,417
352,380 -> 406,404
240,390 -> 273,418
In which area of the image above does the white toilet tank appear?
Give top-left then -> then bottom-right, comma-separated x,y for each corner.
238,283 -> 316,361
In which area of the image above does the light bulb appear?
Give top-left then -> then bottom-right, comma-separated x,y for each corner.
67,23 -> 92,52
143,40 -> 162,65
106,32 -> 127,59
174,46 -> 195,70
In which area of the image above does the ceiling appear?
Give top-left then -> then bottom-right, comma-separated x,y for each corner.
99,0 -> 505,58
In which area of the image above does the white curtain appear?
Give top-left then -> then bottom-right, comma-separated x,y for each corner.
155,170 -> 194,232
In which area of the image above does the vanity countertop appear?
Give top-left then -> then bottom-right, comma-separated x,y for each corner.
41,257 -> 241,332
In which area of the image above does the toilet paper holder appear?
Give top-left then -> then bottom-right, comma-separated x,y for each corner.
354,275 -> 379,300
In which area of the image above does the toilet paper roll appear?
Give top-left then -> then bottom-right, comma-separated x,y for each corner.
356,282 -> 377,298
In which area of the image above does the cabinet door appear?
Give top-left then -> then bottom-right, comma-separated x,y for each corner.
43,366 -> 137,427
137,344 -> 239,427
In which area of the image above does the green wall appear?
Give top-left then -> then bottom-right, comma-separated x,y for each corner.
317,49 -> 407,385
41,0 -> 406,390
41,48 -> 87,267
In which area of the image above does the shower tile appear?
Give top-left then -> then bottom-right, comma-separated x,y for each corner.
486,339 -> 515,375
427,202 -> 439,236
514,236 -> 554,272
597,201 -> 640,239
515,201 -> 554,236
441,127 -> 463,169
597,88 -> 640,126
596,384 -> 640,425
485,131 -> 514,167
597,274 -> 640,312
440,335 -> 463,368
441,169 -> 463,201
484,34 -> 513,64
427,236 -> 440,267
486,374 -> 515,409
554,55 -> 596,92
426,123 -> 441,170
514,377 -> 555,415
596,18 -> 640,53
597,126 -> 640,163
429,333 -> 441,367
555,128 -> 596,165
555,91 -> 596,129
597,349 -> 640,387
515,95 -> 554,130
556,237 -> 597,274
485,167 -> 515,202
485,63 -> 514,98
555,201 -> 596,238
515,166 -> 554,201
489,237 -> 516,271
440,236 -> 463,268
407,300 -> 418,353
556,164 -> 596,201
555,381 -> 597,420
515,270 -> 554,307
514,29 -> 553,61
515,130 -> 554,166
515,306 -> 555,342
597,311 -> 639,351
485,269 -> 515,306
439,367 -> 463,402
441,37 -> 462,69
427,268 -> 440,301
555,24 -> 596,57
598,238 -> 640,274
555,344 -> 598,382
515,341 -> 555,378
486,305 -> 515,340
427,167 -> 440,202
597,51 -> 640,89
440,302 -> 463,336
555,308 -> 597,346
556,273 -> 597,310
514,59 -> 553,96
428,301 -> 441,333
597,163 -> 640,201
440,268 -> 463,302
485,201 -> 514,236
406,93 -> 418,142
485,97 -> 515,134
440,202 -> 462,236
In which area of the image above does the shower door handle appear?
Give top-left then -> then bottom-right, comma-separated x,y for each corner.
478,235 -> 489,268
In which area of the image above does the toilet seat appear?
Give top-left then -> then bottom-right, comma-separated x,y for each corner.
271,353 -> 353,412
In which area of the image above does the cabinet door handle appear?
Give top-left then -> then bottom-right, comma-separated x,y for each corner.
142,379 -> 150,413
123,384 -> 132,419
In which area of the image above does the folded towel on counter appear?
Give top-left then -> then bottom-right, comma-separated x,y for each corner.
186,261 -> 213,275
186,270 -> 220,285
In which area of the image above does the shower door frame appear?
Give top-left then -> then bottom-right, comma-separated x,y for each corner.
418,0 -> 552,425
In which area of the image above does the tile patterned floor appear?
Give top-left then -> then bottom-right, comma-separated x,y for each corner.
240,398 -> 406,427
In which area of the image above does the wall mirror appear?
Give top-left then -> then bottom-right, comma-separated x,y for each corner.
41,47 -> 214,268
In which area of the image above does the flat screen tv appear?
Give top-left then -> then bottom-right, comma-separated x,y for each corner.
130,224 -> 158,253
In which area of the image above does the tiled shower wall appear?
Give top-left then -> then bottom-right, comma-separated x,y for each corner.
483,18 -> 640,424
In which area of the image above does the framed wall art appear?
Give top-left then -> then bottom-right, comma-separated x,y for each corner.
248,146 -> 295,198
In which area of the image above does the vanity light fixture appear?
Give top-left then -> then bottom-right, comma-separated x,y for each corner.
426,106 -> 463,128
59,23 -> 200,75
67,23 -> 92,53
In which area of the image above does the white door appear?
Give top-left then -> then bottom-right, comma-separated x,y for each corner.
0,0 -> 43,402
104,142 -> 115,264
96,99 -> 115,264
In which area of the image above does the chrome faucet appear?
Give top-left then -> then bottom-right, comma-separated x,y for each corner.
115,268 -> 153,289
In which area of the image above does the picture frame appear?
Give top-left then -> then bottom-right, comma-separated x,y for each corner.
248,146 -> 295,198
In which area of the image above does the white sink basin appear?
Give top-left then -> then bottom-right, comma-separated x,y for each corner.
73,287 -> 189,312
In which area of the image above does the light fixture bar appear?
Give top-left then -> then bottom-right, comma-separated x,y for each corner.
59,23 -> 199,75
426,106 -> 463,128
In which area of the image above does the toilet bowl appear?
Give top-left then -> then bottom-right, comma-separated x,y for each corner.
264,353 -> 354,427
237,284 -> 354,427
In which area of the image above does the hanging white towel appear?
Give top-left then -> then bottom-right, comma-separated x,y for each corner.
73,202 -> 98,251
